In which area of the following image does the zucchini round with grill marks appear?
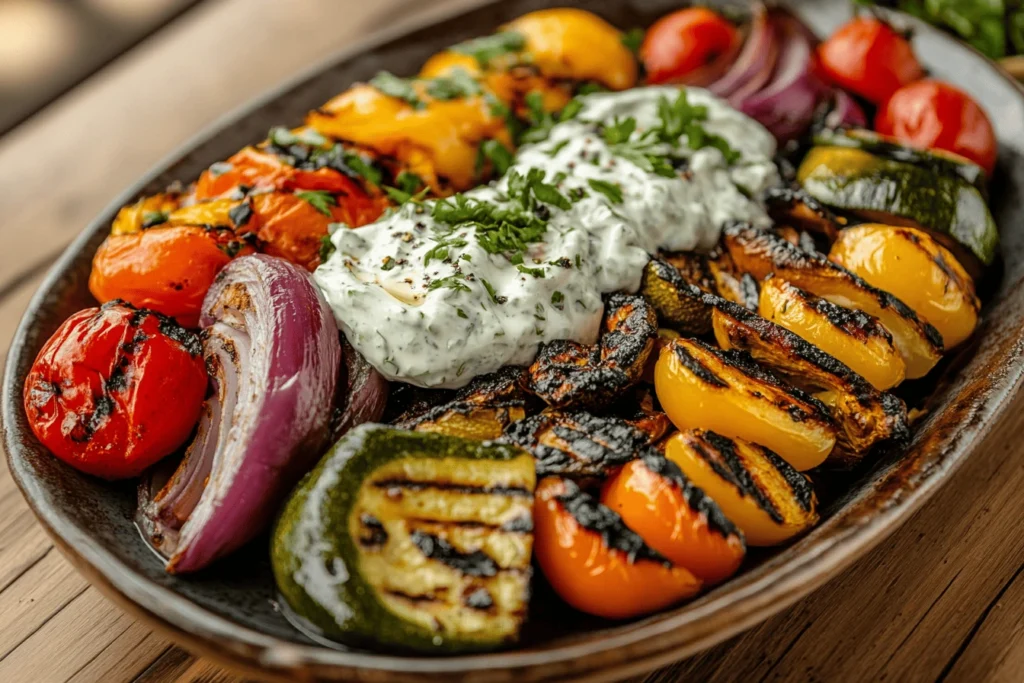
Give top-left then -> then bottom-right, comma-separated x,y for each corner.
811,128 -> 986,193
664,430 -> 818,546
271,424 -> 536,652
654,337 -> 837,471
796,146 -> 999,266
641,259 -> 712,334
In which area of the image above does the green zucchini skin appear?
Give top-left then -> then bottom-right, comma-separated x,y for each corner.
271,424 -> 535,653
798,146 -> 999,266
812,128 -> 987,194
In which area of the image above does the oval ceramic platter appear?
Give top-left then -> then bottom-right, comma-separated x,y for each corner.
4,0 -> 1024,681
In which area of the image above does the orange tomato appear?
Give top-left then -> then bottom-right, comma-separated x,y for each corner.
875,79 -> 997,175
534,476 -> 702,619
817,17 -> 923,105
89,226 -> 240,328
641,7 -> 740,85
601,456 -> 745,584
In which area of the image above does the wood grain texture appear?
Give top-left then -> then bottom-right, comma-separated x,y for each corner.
1,0 -> 1023,682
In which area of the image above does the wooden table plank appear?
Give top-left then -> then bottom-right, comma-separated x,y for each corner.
1,0 -> 1024,682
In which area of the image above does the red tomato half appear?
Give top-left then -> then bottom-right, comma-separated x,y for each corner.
876,79 -> 997,175
817,17 -> 923,104
641,8 -> 740,85
23,302 -> 208,480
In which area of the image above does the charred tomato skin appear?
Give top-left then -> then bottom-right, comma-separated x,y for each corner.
601,455 -> 745,584
23,301 -> 207,480
533,476 -> 702,620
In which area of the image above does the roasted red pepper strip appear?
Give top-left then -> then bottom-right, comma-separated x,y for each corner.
23,301 -> 208,480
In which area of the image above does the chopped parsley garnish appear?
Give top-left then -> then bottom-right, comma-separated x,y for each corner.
427,274 -> 471,292
621,28 -> 645,55
340,150 -> 383,187
228,202 -> 253,227
546,139 -> 570,157
507,167 -> 570,211
395,170 -> 424,194
551,290 -> 565,310
601,117 -> 677,178
517,264 -> 545,278
381,256 -> 397,271
481,278 -> 504,304
425,68 -> 481,100
318,234 -> 336,262
456,307 -> 469,319
654,90 -> 741,163
268,126 -> 327,147
384,185 -> 429,206
520,91 -> 554,144
431,192 -> 547,261
450,30 -> 526,68
423,235 -> 468,266
587,178 -> 624,204
369,71 -> 423,109
480,139 -> 514,176
575,254 -> 582,268
559,97 -> 585,122
141,211 -> 169,228
576,82 -> 607,96
296,190 -> 337,216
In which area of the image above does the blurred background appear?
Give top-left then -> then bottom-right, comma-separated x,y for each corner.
0,0 -> 203,134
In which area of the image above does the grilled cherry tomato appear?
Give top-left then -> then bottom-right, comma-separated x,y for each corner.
534,476 -> 702,619
817,17 -> 923,105
23,301 -> 207,480
601,455 -> 745,584
875,80 -> 997,175
640,7 -> 740,85
89,225 -> 244,328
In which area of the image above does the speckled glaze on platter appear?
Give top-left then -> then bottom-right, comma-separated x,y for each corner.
4,1 -> 1024,681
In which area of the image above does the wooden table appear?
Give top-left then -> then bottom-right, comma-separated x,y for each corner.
1,1 -> 1022,681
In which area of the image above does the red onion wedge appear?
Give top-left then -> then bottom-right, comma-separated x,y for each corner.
328,335 -> 388,442
138,254 -> 341,573
736,10 -> 830,142
709,3 -> 774,99
822,89 -> 868,130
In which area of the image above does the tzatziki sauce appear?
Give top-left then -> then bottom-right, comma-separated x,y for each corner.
314,86 -> 779,388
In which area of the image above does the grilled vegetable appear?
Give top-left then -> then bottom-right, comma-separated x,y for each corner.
762,186 -> 843,245
723,223 -> 943,379
528,293 -> 656,409
812,128 -> 986,192
138,255 -> 341,573
655,337 -> 837,471
272,425 -> 535,652
641,259 -> 712,334
395,366 -> 532,440
797,146 -> 999,266
710,296 -> 909,463
664,430 -> 818,546
758,275 -> 905,391
829,225 -> 980,349
503,9 -> 638,91
23,301 -> 206,480
662,249 -> 760,311
602,453 -> 745,584
534,476 -> 701,619
504,409 -> 656,477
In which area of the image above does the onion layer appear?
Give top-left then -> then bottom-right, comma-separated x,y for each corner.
138,254 -> 341,573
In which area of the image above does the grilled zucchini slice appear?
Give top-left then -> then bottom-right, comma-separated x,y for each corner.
664,430 -> 818,546
812,128 -> 986,193
723,223 -> 943,379
758,275 -> 905,391
829,224 -> 980,349
661,250 -> 759,310
272,425 -> 535,652
762,186 -> 844,245
655,337 -> 837,471
797,146 -> 998,266
710,296 -> 909,464
641,259 -> 712,334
